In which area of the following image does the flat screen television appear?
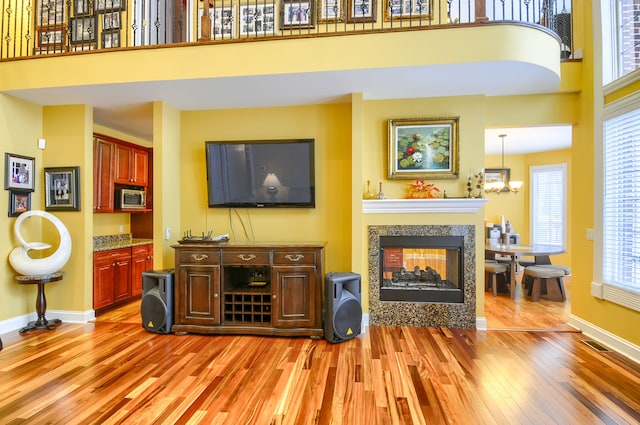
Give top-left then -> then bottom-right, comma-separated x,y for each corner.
205,139 -> 315,208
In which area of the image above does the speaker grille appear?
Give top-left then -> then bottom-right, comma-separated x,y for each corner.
141,287 -> 168,332
332,291 -> 362,340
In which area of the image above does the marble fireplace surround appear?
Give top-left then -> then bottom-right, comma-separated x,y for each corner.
368,224 -> 476,328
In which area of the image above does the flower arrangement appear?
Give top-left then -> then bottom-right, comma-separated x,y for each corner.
406,179 -> 440,199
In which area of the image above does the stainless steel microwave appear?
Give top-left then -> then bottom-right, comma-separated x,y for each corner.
116,188 -> 146,209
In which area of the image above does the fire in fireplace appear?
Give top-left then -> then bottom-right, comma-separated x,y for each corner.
380,235 -> 464,303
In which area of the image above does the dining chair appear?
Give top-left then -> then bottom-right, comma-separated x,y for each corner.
522,266 -> 566,302
485,262 -> 509,297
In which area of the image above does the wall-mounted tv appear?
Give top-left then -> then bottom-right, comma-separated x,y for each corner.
205,139 -> 315,208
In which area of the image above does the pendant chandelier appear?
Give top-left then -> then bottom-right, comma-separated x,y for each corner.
485,134 -> 523,194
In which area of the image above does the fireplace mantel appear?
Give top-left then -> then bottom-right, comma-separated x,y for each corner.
362,198 -> 488,214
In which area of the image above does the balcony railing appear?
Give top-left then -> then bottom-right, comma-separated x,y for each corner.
0,0 -> 572,59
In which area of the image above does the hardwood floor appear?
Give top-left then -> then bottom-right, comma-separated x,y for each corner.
1,277 -> 639,424
484,274 -> 574,331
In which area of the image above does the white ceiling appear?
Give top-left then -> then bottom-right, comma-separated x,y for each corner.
485,125 -> 572,155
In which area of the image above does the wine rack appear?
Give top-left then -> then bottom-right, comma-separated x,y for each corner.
224,293 -> 271,324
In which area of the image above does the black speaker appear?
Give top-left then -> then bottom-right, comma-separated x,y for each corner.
141,269 -> 175,334
324,272 -> 362,343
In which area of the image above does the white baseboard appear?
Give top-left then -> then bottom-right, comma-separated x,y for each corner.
568,314 -> 640,364
47,309 -> 96,323
361,313 -> 369,333
476,317 -> 488,330
0,310 -> 96,334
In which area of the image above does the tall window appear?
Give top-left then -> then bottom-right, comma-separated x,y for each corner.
602,0 -> 640,85
602,104 -> 640,303
530,164 -> 567,249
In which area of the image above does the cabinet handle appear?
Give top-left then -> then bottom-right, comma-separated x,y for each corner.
191,254 -> 209,261
214,293 -> 218,298
272,294 -> 277,299
285,254 -> 304,262
238,254 -> 256,261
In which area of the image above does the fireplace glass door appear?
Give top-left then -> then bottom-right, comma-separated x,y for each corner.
380,236 -> 463,303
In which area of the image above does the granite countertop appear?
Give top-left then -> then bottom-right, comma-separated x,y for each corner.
93,234 -> 153,252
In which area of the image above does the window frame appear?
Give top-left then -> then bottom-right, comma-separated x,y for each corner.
529,163 -> 568,250
601,0 -> 640,87
595,90 -> 640,312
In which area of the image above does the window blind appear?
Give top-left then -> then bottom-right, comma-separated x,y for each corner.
530,164 -> 567,248
603,107 -> 640,293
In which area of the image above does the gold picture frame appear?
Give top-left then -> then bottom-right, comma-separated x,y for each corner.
388,117 -> 459,179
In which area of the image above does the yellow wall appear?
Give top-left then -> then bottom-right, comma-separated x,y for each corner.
569,1 -> 640,346
180,103 -> 353,275
153,101 -> 182,268
483,153 -> 526,242
360,96 -> 486,314
1,94 -> 44,321
3,1 -> 638,350
41,105 -> 94,311
483,148 -> 573,268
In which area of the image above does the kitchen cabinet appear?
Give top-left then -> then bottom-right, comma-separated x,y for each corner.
93,243 -> 153,313
93,248 -> 130,311
93,133 -> 151,213
131,244 -> 154,296
93,137 -> 115,212
114,144 -> 148,187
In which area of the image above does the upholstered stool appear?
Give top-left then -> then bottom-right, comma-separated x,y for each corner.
523,266 -> 566,302
485,262 -> 509,297
542,264 -> 572,275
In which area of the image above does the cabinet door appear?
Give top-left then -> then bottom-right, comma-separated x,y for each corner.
114,144 -> 133,185
93,138 -> 115,212
132,148 -> 148,186
131,245 -> 152,296
93,253 -> 116,309
113,254 -> 132,302
176,265 -> 221,326
272,266 -> 317,328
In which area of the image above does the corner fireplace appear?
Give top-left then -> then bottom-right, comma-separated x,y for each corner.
369,225 -> 476,328
380,235 -> 464,303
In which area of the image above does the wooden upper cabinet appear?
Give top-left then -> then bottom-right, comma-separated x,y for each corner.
94,133 -> 152,214
115,144 -> 148,187
93,138 -> 115,212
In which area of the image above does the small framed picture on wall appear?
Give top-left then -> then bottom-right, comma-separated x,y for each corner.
4,153 -> 35,191
9,190 -> 31,217
44,166 -> 81,211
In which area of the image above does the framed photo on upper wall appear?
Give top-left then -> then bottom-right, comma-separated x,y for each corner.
318,0 -> 344,22
388,117 -> 459,179
239,3 -> 277,36
44,166 -> 80,211
5,153 -> 35,191
347,0 -> 376,23
280,0 -> 315,29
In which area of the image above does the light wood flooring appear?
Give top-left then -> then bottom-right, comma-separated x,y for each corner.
484,273 -> 574,331
1,275 -> 639,424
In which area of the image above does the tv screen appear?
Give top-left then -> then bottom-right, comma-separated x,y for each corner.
205,139 -> 315,208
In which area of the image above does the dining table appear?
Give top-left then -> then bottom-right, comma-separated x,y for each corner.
485,243 -> 566,298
